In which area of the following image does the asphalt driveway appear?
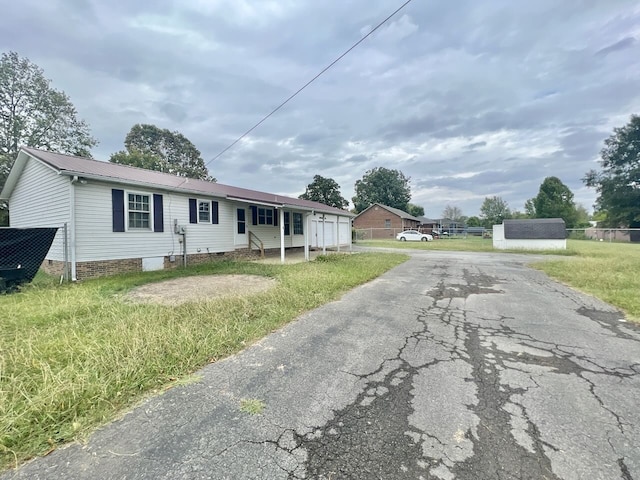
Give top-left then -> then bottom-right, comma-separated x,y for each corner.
5,250 -> 640,479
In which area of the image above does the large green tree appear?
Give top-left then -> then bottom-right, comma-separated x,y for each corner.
407,203 -> 425,217
531,176 -> 579,227
352,167 -> 411,213
584,115 -> 640,233
299,174 -> 348,209
0,51 -> 97,224
110,124 -> 214,181
479,196 -> 511,228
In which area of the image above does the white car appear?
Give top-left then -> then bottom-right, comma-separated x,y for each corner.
396,230 -> 433,242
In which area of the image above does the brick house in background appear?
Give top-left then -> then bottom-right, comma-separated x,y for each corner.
353,203 -> 421,239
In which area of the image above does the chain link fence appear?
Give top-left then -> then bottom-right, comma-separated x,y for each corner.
0,224 -> 68,292
567,228 -> 640,243
354,227 -> 488,241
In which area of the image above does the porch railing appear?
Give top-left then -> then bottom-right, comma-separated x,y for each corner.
248,231 -> 265,258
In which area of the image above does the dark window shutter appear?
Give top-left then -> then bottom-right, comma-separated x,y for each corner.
284,212 -> 290,236
273,208 -> 278,227
112,189 -> 125,232
250,206 -> 257,225
153,194 -> 164,232
189,198 -> 197,224
211,201 -> 219,224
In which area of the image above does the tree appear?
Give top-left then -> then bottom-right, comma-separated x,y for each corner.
407,203 -> 425,217
299,175 -> 348,209
466,216 -> 482,227
0,51 -> 97,225
575,204 -> 591,228
584,114 -> 640,233
441,205 -> 465,223
352,167 -> 411,213
531,176 -> 579,228
511,210 -> 529,219
110,124 -> 214,181
524,198 -> 536,217
479,196 -> 511,228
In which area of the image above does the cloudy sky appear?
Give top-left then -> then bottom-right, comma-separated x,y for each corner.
2,0 -> 639,217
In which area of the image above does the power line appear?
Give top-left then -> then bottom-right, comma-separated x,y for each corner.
207,0 -> 416,166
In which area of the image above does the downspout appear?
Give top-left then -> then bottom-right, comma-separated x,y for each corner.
322,215 -> 326,255
336,215 -> 340,253
279,208 -> 285,264
304,213 -> 311,261
69,176 -> 78,281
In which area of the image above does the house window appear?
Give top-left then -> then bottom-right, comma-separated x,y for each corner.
237,208 -> 246,234
293,213 -> 303,235
198,201 -> 210,223
284,212 -> 290,235
385,219 -> 391,229
128,193 -> 151,229
258,207 -> 274,225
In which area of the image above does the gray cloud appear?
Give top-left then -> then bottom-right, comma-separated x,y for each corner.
2,0 -> 639,216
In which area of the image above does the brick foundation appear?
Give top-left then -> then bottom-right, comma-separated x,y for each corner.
41,259 -> 68,277
76,258 -> 142,280
73,249 -> 263,280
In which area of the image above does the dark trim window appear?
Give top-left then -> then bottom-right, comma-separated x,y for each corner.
293,213 -> 303,235
198,200 -> 210,223
284,212 -> 290,235
257,207 -> 274,225
128,193 -> 151,229
237,208 -> 246,234
384,219 -> 391,229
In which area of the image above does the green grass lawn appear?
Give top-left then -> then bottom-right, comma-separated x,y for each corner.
358,237 -> 640,320
531,241 -> 640,321
0,253 -> 407,470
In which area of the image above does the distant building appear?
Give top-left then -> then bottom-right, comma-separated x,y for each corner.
353,204 -> 421,239
493,218 -> 566,250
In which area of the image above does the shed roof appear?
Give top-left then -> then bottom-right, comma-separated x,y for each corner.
503,218 -> 566,239
354,203 -> 421,222
2,148 -> 353,217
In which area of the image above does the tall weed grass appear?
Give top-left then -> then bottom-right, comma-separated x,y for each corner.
0,253 -> 407,469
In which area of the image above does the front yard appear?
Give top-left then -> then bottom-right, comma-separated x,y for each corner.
0,253 -> 408,470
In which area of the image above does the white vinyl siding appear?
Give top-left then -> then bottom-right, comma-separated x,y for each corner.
8,157 -> 70,261
74,182 -> 234,261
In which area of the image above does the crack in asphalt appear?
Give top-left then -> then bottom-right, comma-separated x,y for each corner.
451,323 -> 561,480
233,266 -> 639,479
284,313 -> 446,479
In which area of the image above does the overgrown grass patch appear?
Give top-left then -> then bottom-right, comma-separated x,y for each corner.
0,252 -> 407,469
531,240 -> 640,321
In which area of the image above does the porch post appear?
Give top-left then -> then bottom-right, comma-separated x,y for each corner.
280,208 -> 285,263
336,215 -> 340,252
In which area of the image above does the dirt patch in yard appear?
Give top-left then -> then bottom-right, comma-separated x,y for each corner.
125,275 -> 277,306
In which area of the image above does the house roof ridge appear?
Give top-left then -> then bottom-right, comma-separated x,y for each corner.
19,148 -> 353,216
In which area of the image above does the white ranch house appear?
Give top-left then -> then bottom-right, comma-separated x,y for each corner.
493,218 -> 567,250
0,148 -> 353,280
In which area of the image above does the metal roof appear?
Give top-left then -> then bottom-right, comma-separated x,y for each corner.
503,218 -> 566,239
5,148 -> 353,217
